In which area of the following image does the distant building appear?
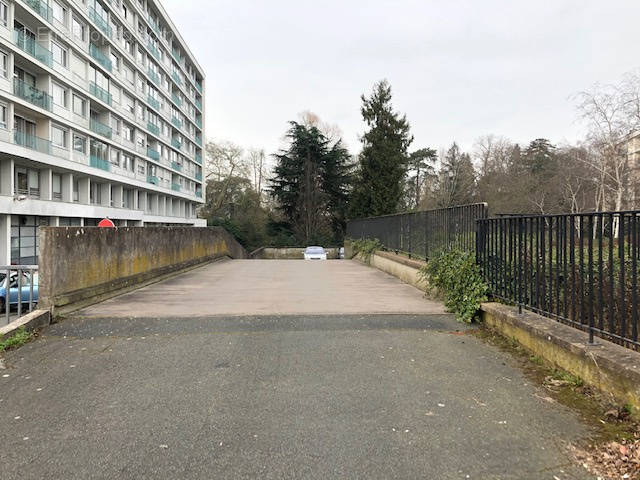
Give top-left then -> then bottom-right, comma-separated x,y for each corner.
0,0 -> 205,264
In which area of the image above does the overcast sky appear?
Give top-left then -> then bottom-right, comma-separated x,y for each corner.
164,0 -> 640,160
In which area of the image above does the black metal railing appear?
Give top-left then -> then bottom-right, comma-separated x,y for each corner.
477,211 -> 640,349
346,203 -> 488,259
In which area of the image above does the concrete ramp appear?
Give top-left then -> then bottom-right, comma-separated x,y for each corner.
72,259 -> 447,318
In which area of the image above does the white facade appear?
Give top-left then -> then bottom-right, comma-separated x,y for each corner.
0,0 -> 206,264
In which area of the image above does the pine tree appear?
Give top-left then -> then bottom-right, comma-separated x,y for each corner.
435,143 -> 477,207
350,80 -> 413,218
269,122 -> 352,244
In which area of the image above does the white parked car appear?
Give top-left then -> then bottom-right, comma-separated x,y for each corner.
304,246 -> 327,260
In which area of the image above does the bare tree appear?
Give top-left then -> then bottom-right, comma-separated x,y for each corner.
575,82 -> 632,235
205,141 -> 250,213
298,110 -> 343,145
247,148 -> 267,200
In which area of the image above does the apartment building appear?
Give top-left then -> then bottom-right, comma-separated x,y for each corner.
0,0 -> 205,265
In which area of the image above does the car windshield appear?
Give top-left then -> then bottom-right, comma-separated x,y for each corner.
305,247 -> 324,254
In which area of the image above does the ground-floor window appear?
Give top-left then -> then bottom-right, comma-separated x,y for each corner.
10,215 -> 49,265
58,217 -> 81,226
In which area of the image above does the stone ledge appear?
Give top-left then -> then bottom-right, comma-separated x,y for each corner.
0,309 -> 51,341
482,302 -> 640,411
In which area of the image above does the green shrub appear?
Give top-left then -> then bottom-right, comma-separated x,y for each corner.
350,238 -> 382,262
419,249 -> 488,323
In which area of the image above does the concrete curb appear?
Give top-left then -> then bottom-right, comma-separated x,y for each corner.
351,250 -> 432,294
482,302 -> 640,411
0,309 -> 51,341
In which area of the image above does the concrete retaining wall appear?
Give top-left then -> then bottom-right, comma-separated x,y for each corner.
39,226 -> 247,312
251,247 -> 340,259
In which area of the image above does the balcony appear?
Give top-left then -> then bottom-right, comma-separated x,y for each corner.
171,71 -> 182,86
147,121 -> 160,136
195,153 -> 202,164
195,81 -> 202,94
147,175 -> 159,185
195,172 -> 202,181
89,82 -> 112,105
147,95 -> 160,111
195,99 -> 202,111
195,117 -> 202,129
171,161 -> 182,171
171,138 -> 182,150
14,130 -> 51,155
195,191 -> 202,198
147,68 -> 160,85
148,17 -> 160,36
90,155 -> 111,172
89,44 -> 112,71
172,92 -> 182,107
147,147 -> 160,161
90,118 -> 112,139
171,116 -> 182,129
14,78 -> 52,111
24,0 -> 52,22
171,48 -> 182,64
195,136 -> 202,147
171,183 -> 181,192
147,41 -> 159,60
13,31 -> 53,67
88,6 -> 112,38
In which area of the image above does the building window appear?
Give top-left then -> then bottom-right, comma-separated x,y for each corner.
51,124 -> 67,148
0,102 -> 6,129
0,50 -> 6,78
0,2 -> 7,27
52,1 -> 66,26
90,182 -> 101,205
73,134 -> 86,153
73,179 -> 78,202
110,148 -> 120,166
14,167 -> 40,198
52,82 -> 67,107
11,216 -> 49,265
72,94 -> 86,117
72,17 -> 86,42
52,41 -> 68,68
122,153 -> 134,171
52,173 -> 62,200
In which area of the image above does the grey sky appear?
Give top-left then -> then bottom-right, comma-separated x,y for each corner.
164,0 -> 640,159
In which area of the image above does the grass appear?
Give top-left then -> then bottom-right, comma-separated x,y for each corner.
0,327 -> 34,353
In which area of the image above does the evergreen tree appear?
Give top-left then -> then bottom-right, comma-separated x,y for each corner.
269,122 -> 352,244
350,80 -> 413,218
434,143 -> 477,207
405,147 -> 437,209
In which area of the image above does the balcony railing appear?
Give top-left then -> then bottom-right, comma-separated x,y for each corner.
172,92 -> 182,107
147,68 -> 160,85
195,153 -> 202,164
171,161 -> 182,171
195,117 -> 202,129
24,0 -> 52,22
171,71 -> 182,86
14,130 -> 51,155
195,191 -> 202,198
147,95 -> 160,111
147,121 -> 160,136
195,136 -> 202,147
147,147 -> 160,161
171,116 -> 182,129
90,155 -> 111,172
195,81 -> 202,94
13,78 -> 52,111
88,6 -> 112,38
195,172 -> 202,181
171,48 -> 182,64
171,138 -> 181,149
147,41 -> 159,60
171,183 -> 181,192
89,82 -> 112,105
90,118 -> 112,138
13,31 -> 53,67
147,175 -> 159,185
89,43 -> 112,71
195,99 -> 202,111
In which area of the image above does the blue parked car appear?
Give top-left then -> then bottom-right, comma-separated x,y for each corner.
0,271 -> 38,311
